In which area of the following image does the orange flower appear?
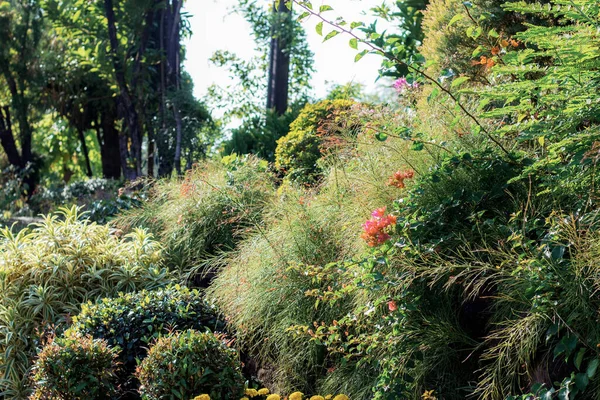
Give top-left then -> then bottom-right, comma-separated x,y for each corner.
387,169 -> 415,188
388,300 -> 398,312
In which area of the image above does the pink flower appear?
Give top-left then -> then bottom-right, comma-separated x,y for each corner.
361,208 -> 397,247
393,78 -> 419,94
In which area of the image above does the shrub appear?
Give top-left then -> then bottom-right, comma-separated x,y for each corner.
66,286 -> 224,396
136,330 -> 244,400
0,207 -> 169,398
30,335 -> 119,400
114,156 -> 274,279
275,99 -> 356,185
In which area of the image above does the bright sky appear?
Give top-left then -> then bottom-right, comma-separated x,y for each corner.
182,0 -> 392,102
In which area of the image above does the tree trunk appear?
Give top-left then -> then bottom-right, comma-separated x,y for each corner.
104,0 -> 142,179
76,126 -> 93,177
266,0 -> 292,115
0,105 -> 23,168
173,101 -> 183,175
97,111 -> 122,179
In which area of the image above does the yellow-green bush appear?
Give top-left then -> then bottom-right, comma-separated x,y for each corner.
275,99 -> 356,185
0,207 -> 169,399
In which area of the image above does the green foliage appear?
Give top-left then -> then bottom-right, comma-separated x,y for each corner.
209,115 -> 430,394
275,99 -> 356,185
207,0 -> 314,123
222,103 -> 305,162
66,286 -> 223,396
114,156 -> 274,277
0,206 -> 169,399
30,335 -> 119,400
136,330 -> 245,400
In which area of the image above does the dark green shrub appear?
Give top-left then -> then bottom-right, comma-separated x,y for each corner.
66,286 -> 224,395
30,335 -> 119,400
136,330 -> 244,400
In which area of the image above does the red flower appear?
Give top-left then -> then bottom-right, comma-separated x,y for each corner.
361,207 -> 397,247
388,300 -> 398,312
388,169 -> 415,188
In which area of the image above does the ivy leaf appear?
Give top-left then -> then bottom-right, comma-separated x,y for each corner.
316,21 -> 323,36
349,38 -> 358,50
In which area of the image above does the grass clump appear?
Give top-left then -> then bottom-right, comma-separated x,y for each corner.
114,155 -> 274,280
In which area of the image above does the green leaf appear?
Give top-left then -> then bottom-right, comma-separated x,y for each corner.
316,21 -> 323,36
375,132 -> 388,142
575,372 -> 589,391
324,30 -> 340,42
355,50 -> 368,62
575,348 -> 585,370
447,14 -> 464,27
319,5 -> 333,12
349,38 -> 358,50
451,76 -> 470,88
488,28 -> 500,38
297,11 -> 310,21
587,359 -> 599,378
350,21 -> 364,29
538,136 -> 545,147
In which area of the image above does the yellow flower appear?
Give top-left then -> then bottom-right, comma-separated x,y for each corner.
422,390 -> 437,400
325,396 -> 333,400
241,398 -> 249,400
258,388 -> 270,396
310,396 -> 325,400
266,395 -> 281,400
193,396 -> 210,400
289,392 -> 304,400
246,389 -> 259,398
333,395 -> 349,400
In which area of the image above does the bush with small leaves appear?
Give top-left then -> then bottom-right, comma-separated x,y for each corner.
137,330 -> 244,400
30,335 -> 119,400
66,286 -> 224,396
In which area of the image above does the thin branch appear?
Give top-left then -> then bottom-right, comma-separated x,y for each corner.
293,1 -> 515,160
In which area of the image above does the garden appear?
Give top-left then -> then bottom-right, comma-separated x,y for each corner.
1,0 -> 600,399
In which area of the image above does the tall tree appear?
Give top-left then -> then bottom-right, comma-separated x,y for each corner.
266,0 -> 292,115
0,0 -> 44,191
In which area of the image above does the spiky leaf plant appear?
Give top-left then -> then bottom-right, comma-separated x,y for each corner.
0,206 -> 169,399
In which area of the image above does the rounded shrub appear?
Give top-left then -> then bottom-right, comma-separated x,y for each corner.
0,206 -> 168,398
66,286 -> 224,395
30,335 -> 119,400
275,99 -> 356,185
136,330 -> 244,400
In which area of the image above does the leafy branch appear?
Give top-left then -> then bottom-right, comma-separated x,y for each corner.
290,0 -> 515,159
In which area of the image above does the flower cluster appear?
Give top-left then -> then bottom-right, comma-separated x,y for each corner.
393,77 -> 419,94
361,207 -> 397,247
387,169 -> 415,188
